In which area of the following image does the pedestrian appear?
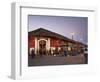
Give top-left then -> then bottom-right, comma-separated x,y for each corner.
64,47 -> 67,57
72,48 -> 77,56
39,49 -> 42,57
31,49 -> 35,58
84,48 -> 88,64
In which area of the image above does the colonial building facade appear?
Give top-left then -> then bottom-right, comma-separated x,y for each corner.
28,28 -> 86,55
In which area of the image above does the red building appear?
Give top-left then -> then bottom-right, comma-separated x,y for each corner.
28,28 -> 86,55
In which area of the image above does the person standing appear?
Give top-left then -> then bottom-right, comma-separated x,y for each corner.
72,48 -> 77,56
64,46 -> 67,57
31,49 -> 35,58
84,48 -> 88,64
39,48 -> 42,57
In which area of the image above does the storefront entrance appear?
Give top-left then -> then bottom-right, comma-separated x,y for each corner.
39,40 -> 46,55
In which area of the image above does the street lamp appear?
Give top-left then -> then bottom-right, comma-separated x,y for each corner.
71,32 -> 75,40
71,32 -> 75,53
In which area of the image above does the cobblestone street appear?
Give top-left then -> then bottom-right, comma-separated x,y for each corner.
28,54 -> 86,66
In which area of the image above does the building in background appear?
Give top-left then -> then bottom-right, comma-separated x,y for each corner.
28,28 -> 87,56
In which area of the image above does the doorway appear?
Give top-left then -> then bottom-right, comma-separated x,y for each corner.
39,40 -> 46,55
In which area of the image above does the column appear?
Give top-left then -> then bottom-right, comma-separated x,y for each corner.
47,38 -> 50,50
35,37 -> 37,54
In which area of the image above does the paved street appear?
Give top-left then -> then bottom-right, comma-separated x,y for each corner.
28,54 -> 86,66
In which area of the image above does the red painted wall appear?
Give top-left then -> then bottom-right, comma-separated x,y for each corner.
50,38 -> 61,47
28,35 -> 35,48
28,36 -> 64,48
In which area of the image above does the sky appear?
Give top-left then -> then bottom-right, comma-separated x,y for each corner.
28,15 -> 88,44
